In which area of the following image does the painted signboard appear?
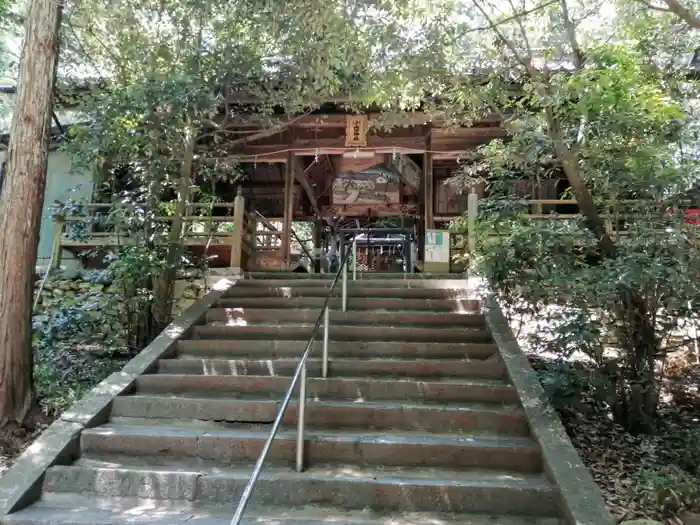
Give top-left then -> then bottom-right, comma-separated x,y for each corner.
332,165 -> 401,205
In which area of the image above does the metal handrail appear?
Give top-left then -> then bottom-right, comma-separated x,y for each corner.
229,242 -> 355,525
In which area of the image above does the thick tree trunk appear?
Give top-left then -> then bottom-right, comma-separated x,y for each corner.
0,0 -> 63,426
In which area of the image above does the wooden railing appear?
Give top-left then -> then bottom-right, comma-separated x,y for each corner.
50,194 -> 252,270
441,194 -> 695,262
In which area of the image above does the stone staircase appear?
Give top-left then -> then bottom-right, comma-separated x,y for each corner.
4,274 -> 567,524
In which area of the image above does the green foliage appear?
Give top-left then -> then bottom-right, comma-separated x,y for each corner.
441,4 -> 700,434
535,360 -> 587,411
632,466 -> 700,516
32,274 -> 130,414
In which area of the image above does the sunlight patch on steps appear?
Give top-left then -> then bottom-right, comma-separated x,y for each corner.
224,307 -> 249,326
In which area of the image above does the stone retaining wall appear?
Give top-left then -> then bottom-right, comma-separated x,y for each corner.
33,274 -> 210,346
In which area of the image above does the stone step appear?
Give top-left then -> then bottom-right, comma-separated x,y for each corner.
245,272 -> 464,280
42,458 -> 558,515
157,356 -> 505,379
215,296 -> 481,311
223,287 -> 474,299
205,308 -> 486,328
192,324 -> 493,343
135,374 -> 518,404
233,279 -> 469,288
81,422 -> 542,472
176,339 -> 498,360
3,493 -> 563,525
110,396 -> 529,435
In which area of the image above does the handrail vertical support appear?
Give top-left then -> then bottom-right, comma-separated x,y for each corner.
229,244 -> 351,525
342,260 -> 348,312
322,307 -> 330,378
352,238 -> 357,281
296,361 -> 307,473
467,191 -> 478,259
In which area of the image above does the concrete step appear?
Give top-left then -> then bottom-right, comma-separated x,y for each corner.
176,339 -> 498,360
233,279 -> 469,288
42,458 -> 558,515
110,396 -> 529,435
192,324 -> 493,343
135,374 -> 518,404
157,356 -> 504,379
204,309 -> 486,328
245,272 -> 464,280
223,287 -> 474,299
3,493 -> 563,525
81,421 -> 542,472
215,296 -> 481,311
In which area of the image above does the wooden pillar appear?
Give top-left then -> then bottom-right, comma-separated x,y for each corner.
419,147 -> 434,266
423,151 -> 434,232
282,152 -> 295,268
248,212 -> 257,251
229,188 -> 245,269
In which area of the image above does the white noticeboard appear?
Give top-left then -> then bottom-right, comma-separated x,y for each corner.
425,230 -> 450,263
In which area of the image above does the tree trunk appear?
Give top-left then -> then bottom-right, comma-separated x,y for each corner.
150,128 -> 195,333
0,0 -> 62,426
545,109 -> 661,433
616,290 -> 660,434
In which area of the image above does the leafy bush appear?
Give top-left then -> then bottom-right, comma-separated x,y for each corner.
632,466 -> 700,516
535,360 -> 587,411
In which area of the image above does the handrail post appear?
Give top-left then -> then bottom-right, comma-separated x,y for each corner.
296,360 -> 307,473
51,215 -> 65,270
322,307 -> 330,378
229,245 -> 352,525
230,189 -> 246,269
352,238 -> 357,281
467,190 -> 478,258
341,258 -> 348,312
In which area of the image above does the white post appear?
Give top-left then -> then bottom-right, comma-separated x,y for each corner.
296,361 -> 307,473
352,238 -> 357,281
467,191 -> 478,257
322,307 -> 330,378
342,261 -> 348,312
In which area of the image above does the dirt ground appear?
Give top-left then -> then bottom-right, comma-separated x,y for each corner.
0,408 -> 53,476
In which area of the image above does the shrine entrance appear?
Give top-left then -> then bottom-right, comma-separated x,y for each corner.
338,227 -> 414,274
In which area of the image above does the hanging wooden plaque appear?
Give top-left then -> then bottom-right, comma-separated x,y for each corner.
345,115 -> 368,147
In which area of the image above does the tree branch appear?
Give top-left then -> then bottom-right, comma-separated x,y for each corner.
559,0 -> 585,68
506,0 -> 533,59
216,111 -> 312,147
640,0 -> 700,27
661,0 -> 700,27
470,0 -> 539,76
465,0 -> 558,34
636,0 -> 672,12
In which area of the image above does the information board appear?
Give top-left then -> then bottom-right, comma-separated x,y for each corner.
425,230 -> 450,264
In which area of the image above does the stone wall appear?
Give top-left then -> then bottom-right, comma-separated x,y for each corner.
33,274 -> 210,346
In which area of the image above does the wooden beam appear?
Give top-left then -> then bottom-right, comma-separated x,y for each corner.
206,124 -> 507,163
215,108 -> 503,129
320,204 -> 418,217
